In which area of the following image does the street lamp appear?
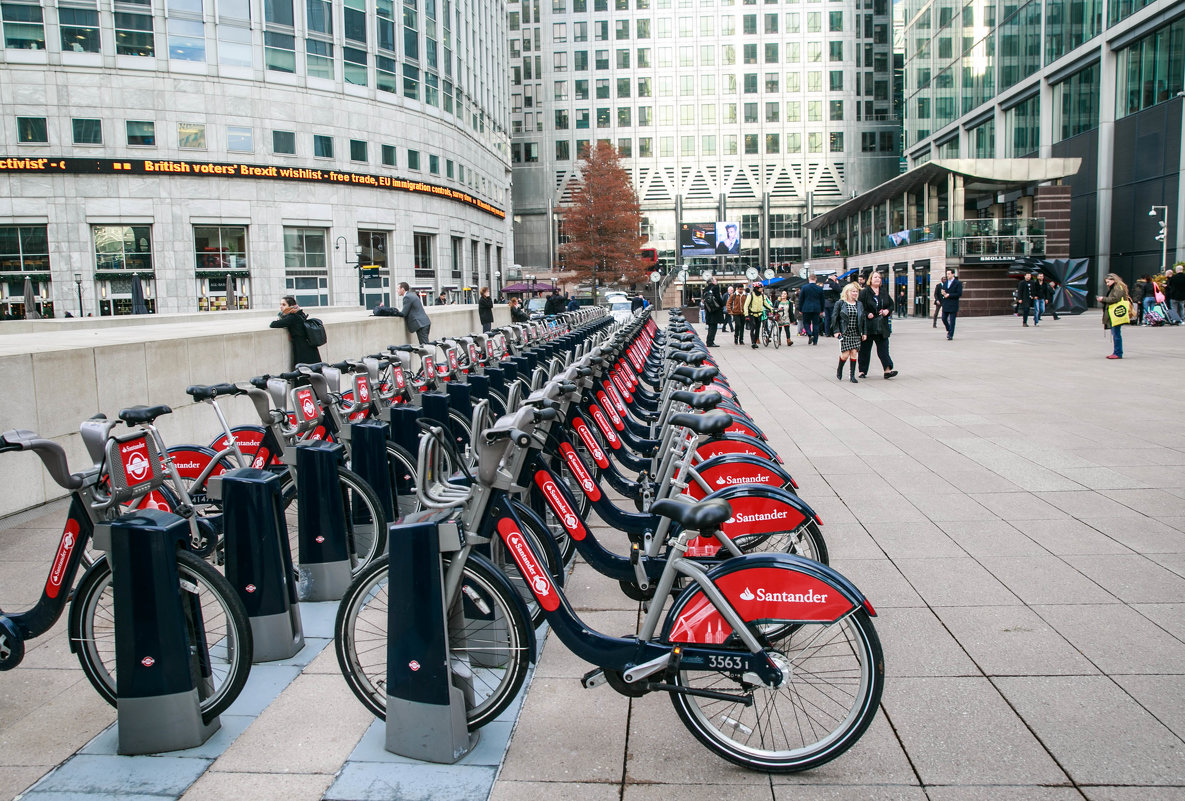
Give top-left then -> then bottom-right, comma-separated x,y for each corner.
1149,206 -> 1169,275
335,236 -> 365,306
73,272 -> 83,316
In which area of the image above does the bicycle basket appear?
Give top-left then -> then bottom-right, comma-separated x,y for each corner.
103,429 -> 165,503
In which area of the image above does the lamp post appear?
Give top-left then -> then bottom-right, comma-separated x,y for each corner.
73,272 -> 83,316
335,236 -> 365,306
1149,205 -> 1169,275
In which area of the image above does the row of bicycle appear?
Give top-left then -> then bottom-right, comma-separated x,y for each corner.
0,304 -> 884,773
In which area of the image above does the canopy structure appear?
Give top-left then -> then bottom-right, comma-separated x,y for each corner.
501,281 -> 555,293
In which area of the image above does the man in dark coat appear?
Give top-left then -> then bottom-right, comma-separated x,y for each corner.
938,269 -> 963,340
821,274 -> 840,336
566,295 -> 580,312
1168,266 -> 1185,320
478,286 -> 494,332
269,295 -> 322,368
1017,272 -> 1035,327
702,276 -> 725,347
797,275 -> 826,345
544,291 -> 565,316
393,282 -> 431,344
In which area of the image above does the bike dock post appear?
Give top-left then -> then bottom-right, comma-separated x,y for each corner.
384,520 -> 477,764
467,373 -> 489,402
295,440 -> 352,601
93,509 -> 221,754
348,421 -> 395,523
446,382 -> 472,433
217,468 -> 304,661
388,404 -> 424,459
420,392 -> 454,440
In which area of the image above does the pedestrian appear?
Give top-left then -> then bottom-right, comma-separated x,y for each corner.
744,282 -> 769,349
1046,279 -> 1061,320
392,282 -> 432,344
722,286 -> 735,333
1098,272 -> 1132,359
932,279 -> 943,328
566,294 -> 580,312
728,283 -> 746,344
1132,275 -> 1150,324
938,268 -> 963,340
775,289 -> 795,346
1169,265 -> 1185,320
1017,272 -> 1035,327
478,286 -> 494,332
509,296 -> 529,323
798,275 -> 826,345
436,290 -> 449,306
1032,272 -> 1048,325
702,275 -> 725,347
857,272 -> 897,379
545,291 -> 566,316
832,282 -> 866,383
821,274 -> 840,336
269,295 -> 322,369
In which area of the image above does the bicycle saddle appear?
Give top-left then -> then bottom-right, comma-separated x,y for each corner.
119,404 -> 173,425
671,389 -> 722,410
669,410 -> 731,436
667,350 -> 708,365
186,383 -> 241,401
650,497 -> 731,531
672,365 -> 719,383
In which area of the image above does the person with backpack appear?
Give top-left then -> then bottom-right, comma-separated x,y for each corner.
727,283 -> 747,344
702,275 -> 725,347
270,295 -> 323,368
392,281 -> 431,343
743,282 -> 770,349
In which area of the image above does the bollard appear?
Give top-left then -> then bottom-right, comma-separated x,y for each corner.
102,508 -> 221,754
349,421 -> 396,523
295,440 -> 353,601
388,405 -> 424,460
220,468 -> 304,662
385,521 -> 477,763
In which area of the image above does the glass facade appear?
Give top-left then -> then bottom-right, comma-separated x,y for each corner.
1053,60 -> 1099,141
1115,16 -> 1185,119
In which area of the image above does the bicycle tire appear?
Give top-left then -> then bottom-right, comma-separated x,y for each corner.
279,465 -> 388,576
68,551 -> 253,724
761,321 -> 771,347
731,519 -> 829,566
334,554 -> 532,729
668,607 -> 883,772
773,325 -> 781,349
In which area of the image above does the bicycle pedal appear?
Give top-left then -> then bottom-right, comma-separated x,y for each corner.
581,668 -> 607,689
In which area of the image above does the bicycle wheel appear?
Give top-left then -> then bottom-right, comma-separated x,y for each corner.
69,551 -> 253,723
668,608 -> 883,772
280,466 -> 388,576
731,519 -> 828,565
773,325 -> 781,349
761,321 -> 771,347
334,554 -> 532,729
384,442 -> 420,523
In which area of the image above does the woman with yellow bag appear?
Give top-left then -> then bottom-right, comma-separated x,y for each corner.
1098,273 -> 1133,360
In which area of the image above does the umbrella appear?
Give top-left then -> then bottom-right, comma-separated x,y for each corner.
761,275 -> 806,293
130,274 -> 149,314
22,275 -> 39,320
225,273 -> 236,311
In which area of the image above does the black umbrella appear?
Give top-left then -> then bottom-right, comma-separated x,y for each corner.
131,274 -> 149,314
22,275 -> 39,319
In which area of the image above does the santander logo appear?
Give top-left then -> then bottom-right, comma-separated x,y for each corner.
739,586 -> 829,604
394,367 -> 406,388
358,379 -> 370,402
714,475 -> 757,486
121,439 -> 151,482
726,509 -> 789,525
45,519 -> 79,598
535,471 -> 585,539
497,519 -> 559,611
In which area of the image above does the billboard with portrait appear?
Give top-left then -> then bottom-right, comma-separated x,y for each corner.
679,222 -> 741,258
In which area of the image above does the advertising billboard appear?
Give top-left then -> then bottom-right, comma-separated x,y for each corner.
680,221 -> 741,258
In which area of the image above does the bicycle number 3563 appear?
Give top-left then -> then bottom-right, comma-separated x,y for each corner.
708,655 -> 744,670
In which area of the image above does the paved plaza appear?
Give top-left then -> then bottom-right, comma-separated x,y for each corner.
2,311 -> 1185,800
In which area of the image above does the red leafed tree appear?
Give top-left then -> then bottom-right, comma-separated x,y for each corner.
558,141 -> 646,302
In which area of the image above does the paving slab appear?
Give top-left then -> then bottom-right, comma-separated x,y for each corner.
931,605 -> 1100,677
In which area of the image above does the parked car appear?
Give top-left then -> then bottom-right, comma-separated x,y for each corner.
526,297 -> 548,319
608,300 -> 633,324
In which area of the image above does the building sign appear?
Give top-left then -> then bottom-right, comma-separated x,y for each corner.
0,156 -> 505,220
963,254 -> 1020,265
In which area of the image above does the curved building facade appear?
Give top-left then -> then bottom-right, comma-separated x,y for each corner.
0,0 -> 512,316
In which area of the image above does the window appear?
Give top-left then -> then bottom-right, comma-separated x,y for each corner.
556,139 -> 571,159
615,19 -> 628,39
1115,17 -> 1185,118
768,214 -> 800,238
617,137 -> 631,157
722,135 -> 736,155
637,137 -> 652,157
283,227 -> 328,307
265,31 -> 296,72
553,21 -> 566,41
126,120 -> 156,147
618,107 -> 631,126
829,41 -> 842,61
617,77 -> 631,97
227,126 -> 253,152
177,122 -> 206,149
575,79 -> 589,99
313,134 -> 333,158
194,226 -> 247,272
830,100 -> 843,120
344,45 -> 367,85
382,144 -> 397,166
429,154 -> 439,174
407,149 -> 420,169
72,118 -> 102,145
350,139 -> 368,161
862,131 -> 876,152
93,225 -> 153,272
273,130 -> 296,154
595,49 -> 608,69
616,48 -> 629,68
556,109 -> 570,128
1006,93 -> 1039,157
0,224 -> 48,275
16,117 -> 47,144
765,133 -> 779,153
307,38 -> 333,79
59,8 -> 100,52
830,70 -> 843,91
764,12 -> 777,33
829,132 -> 843,152
168,18 -> 205,61
574,20 -> 587,41
413,233 -> 434,280
744,133 -> 758,153
829,10 -> 842,31
680,135 -> 694,156
3,1 -> 45,49
597,78 -> 610,98
574,50 -> 588,69
1054,62 -> 1100,141
114,11 -> 154,56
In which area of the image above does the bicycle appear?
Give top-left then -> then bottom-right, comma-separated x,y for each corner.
0,418 -> 253,721
336,407 -> 884,772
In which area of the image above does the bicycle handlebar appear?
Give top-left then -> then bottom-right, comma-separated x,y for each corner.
0,430 -> 83,490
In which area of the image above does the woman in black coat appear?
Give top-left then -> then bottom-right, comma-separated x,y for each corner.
269,295 -> 321,368
856,272 -> 897,379
478,286 -> 494,332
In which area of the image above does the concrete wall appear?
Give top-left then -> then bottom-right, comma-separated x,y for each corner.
0,304 -> 508,518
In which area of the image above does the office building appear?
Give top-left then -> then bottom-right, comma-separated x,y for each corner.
507,0 -> 903,280
1,0 -> 512,316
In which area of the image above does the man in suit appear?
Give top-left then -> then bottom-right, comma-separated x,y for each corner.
939,269 -> 963,340
798,275 -> 826,345
821,274 -> 840,336
393,281 -> 431,344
